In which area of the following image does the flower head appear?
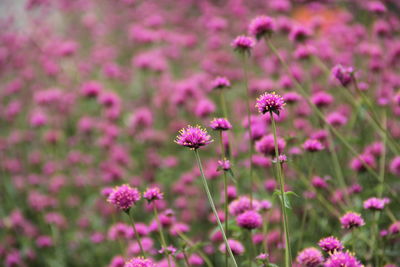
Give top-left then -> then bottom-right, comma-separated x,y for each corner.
363,197 -> 387,211
107,184 -> 141,212
296,247 -> 324,267
143,187 -> 164,202
256,92 -> 285,115
236,210 -> 262,230
332,65 -> 354,87
125,257 -> 156,267
210,118 -> 232,131
318,236 -> 344,253
249,16 -> 275,40
303,139 -> 324,152
324,251 -> 363,267
219,239 -> 245,255
175,125 -> 213,150
212,76 -> 231,90
340,212 -> 365,229
218,159 -> 231,171
231,35 -> 255,54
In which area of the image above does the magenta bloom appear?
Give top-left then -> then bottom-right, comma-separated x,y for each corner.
389,156 -> 400,176
248,16 -> 275,40
255,134 -> 286,156
219,239 -> 245,255
212,76 -> 231,90
107,184 -> 141,212
256,92 -> 285,115
324,251 -> 363,267
175,125 -> 213,150
125,257 -> 156,267
332,65 -> 354,87
231,35 -> 255,54
236,210 -> 262,230
143,187 -> 164,202
303,139 -> 324,152
363,197 -> 387,211
318,236 -> 344,253
296,247 -> 324,267
340,212 -> 365,229
210,118 -> 232,131
218,159 -> 231,171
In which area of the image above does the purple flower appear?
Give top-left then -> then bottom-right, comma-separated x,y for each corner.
219,239 -> 245,255
255,134 -> 286,156
236,210 -> 262,230
340,212 -> 365,229
332,65 -> 354,87
303,139 -> 324,152
218,159 -> 231,171
210,118 -> 232,131
125,257 -> 156,267
363,197 -> 387,211
248,16 -> 276,40
143,187 -> 164,202
389,156 -> 400,176
296,247 -> 324,267
388,221 -> 400,235
229,196 -> 260,216
318,236 -> 344,253
324,251 -> 363,267
212,76 -> 231,90
231,35 -> 255,54
175,125 -> 213,150
256,92 -> 285,115
107,184 -> 141,212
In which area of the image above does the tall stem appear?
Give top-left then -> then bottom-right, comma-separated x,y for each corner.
154,207 -> 172,267
194,149 -> 239,267
219,131 -> 229,267
270,111 -> 292,267
220,90 -> 229,119
242,54 -> 254,206
127,211 -> 146,257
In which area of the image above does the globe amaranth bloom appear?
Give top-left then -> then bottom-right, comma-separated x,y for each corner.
210,118 -> 232,131
236,210 -> 262,230
218,159 -> 231,171
332,65 -> 354,87
107,184 -> 141,212
296,247 -> 324,267
318,236 -> 344,253
143,187 -> 164,202
255,134 -> 286,156
248,16 -> 276,40
256,92 -> 285,115
303,139 -> 324,152
363,197 -> 387,211
340,212 -> 365,229
219,239 -> 245,255
231,35 -> 255,54
212,76 -> 231,90
125,257 -> 156,267
175,125 -> 213,150
324,251 -> 363,267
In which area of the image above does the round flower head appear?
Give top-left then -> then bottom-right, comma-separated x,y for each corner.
212,76 -> 231,90
256,92 -> 285,115
143,187 -> 164,202
107,184 -> 141,212
231,35 -> 255,54
363,197 -> 386,211
340,212 -> 365,229
236,210 -> 262,230
318,236 -> 344,253
175,125 -> 213,150
249,16 -> 276,40
210,118 -> 232,131
296,247 -> 324,267
324,251 -> 363,267
332,65 -> 354,87
125,257 -> 156,267
219,239 -> 245,255
218,159 -> 231,171
303,139 -> 324,152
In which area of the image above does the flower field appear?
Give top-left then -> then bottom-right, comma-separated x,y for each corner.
0,0 -> 400,266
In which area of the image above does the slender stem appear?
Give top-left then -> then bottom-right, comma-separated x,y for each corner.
242,54 -> 254,206
248,230 -> 254,267
269,111 -> 291,267
127,211 -> 146,257
194,149 -> 239,267
220,90 -> 229,119
182,248 -> 192,267
154,207 -> 172,267
219,131 -> 229,267
378,111 -> 387,198
177,232 -> 214,267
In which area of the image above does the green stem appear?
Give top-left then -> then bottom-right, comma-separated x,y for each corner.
220,90 -> 229,119
194,149 -> 238,267
269,111 -> 291,267
127,211 -> 146,257
242,54 -> 254,207
154,207 -> 172,267
219,131 -> 229,267
177,232 -> 214,267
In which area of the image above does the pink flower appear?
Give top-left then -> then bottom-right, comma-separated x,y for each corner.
107,184 -> 141,212
175,125 -> 213,150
